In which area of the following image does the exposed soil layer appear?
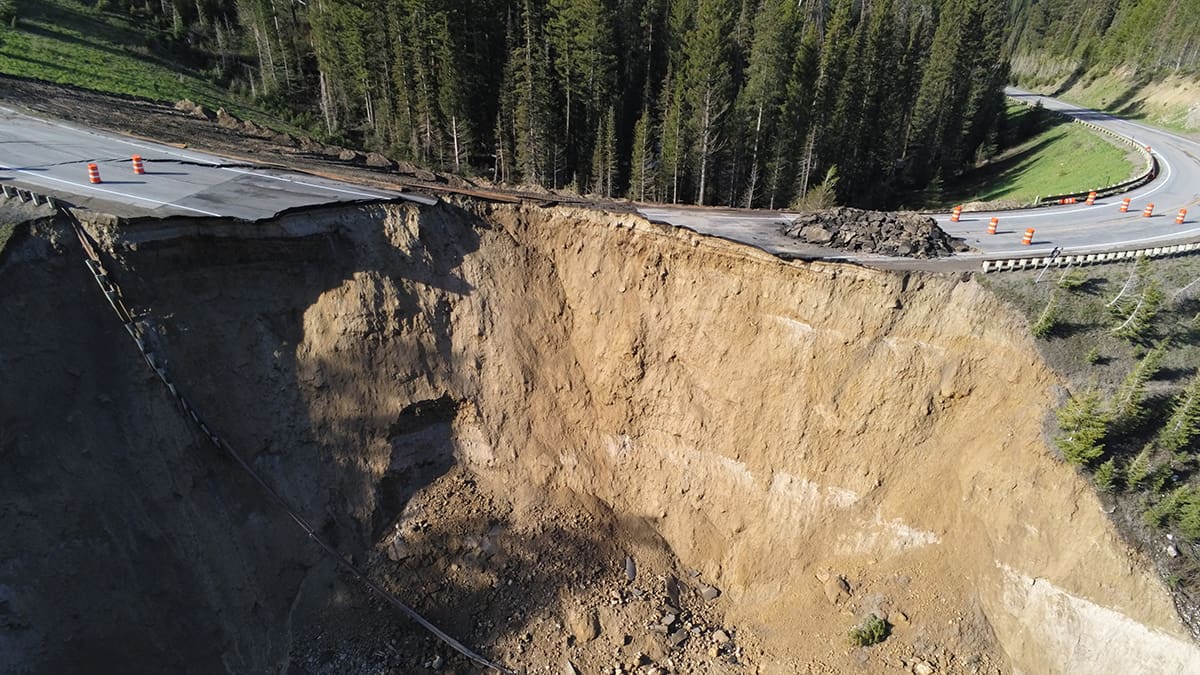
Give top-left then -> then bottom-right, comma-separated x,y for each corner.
3,201 -> 1199,674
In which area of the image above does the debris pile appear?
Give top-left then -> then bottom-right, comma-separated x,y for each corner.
782,207 -> 970,258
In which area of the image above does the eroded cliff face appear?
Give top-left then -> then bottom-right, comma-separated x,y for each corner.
2,200 -> 1197,674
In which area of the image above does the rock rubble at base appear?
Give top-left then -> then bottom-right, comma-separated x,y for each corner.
781,207 -> 970,258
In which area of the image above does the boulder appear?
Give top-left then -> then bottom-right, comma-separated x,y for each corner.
215,107 -> 240,129
365,152 -> 395,169
174,99 -> 214,121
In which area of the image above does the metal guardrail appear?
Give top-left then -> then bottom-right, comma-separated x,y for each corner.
981,241 -> 1200,273
0,183 -> 56,208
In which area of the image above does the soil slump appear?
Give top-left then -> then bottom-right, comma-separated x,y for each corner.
2,201 -> 1198,674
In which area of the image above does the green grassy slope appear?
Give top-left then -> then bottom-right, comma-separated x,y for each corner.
937,103 -> 1137,208
0,0 -> 298,130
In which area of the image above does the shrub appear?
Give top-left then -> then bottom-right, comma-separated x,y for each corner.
1144,486 -> 1200,540
1058,269 -> 1088,290
1125,448 -> 1153,492
1094,458 -> 1117,491
848,614 -> 890,647
1084,347 -> 1102,365
1031,290 -> 1059,338
791,165 -> 840,210
0,222 -> 15,256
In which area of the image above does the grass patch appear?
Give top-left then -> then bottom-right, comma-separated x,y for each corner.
937,102 -> 1137,208
0,0 -> 303,134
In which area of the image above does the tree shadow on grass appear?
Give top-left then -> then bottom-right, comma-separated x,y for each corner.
944,134 -> 1065,203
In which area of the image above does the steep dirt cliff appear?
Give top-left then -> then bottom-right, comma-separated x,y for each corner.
2,200 -> 1198,674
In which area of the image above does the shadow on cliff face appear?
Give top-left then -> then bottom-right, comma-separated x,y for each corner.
0,202 -> 501,673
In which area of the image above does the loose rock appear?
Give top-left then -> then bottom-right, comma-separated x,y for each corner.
823,576 -> 851,605
567,607 -> 601,644
781,207 -> 969,258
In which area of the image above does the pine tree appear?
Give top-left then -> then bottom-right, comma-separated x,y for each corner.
1158,374 -> 1200,455
769,21 -> 819,209
1054,389 -> 1111,466
547,0 -> 616,186
1111,339 -> 1169,427
682,0 -> 735,205
657,68 -> 687,203
629,106 -> 655,201
512,0 -> 556,186
736,0 -> 797,208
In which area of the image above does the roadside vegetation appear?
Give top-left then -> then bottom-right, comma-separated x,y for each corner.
986,255 -> 1200,593
0,0 -> 314,136
1008,0 -> 1200,135
932,102 -> 1138,209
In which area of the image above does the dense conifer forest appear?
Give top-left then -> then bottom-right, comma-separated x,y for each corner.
1008,0 -> 1200,84
66,0 -> 1193,208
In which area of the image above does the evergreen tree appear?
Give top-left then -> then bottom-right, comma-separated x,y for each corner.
629,106 -> 655,201
736,0 -> 797,207
547,0 -> 616,187
682,0 -> 736,205
1055,389 -> 1112,466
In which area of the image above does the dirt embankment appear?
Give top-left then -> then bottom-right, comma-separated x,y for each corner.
3,201 -> 1199,674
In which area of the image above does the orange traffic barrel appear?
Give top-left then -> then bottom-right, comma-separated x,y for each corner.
950,205 -> 962,223
1143,203 -> 1155,218
1086,191 -> 1097,205
1021,228 -> 1035,245
1177,209 -> 1188,225
131,155 -> 145,175
87,163 -> 101,184
987,217 -> 998,235
1119,197 -> 1131,213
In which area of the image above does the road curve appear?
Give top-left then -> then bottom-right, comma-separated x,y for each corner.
641,88 -> 1200,268
0,105 -> 434,220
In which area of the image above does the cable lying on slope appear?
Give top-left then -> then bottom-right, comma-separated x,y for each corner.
58,205 -> 514,675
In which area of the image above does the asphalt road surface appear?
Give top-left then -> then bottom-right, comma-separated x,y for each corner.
642,88 -> 1200,267
3,91 -> 1197,266
0,105 -> 433,220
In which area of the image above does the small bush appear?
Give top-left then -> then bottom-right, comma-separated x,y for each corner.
1031,290 -> 1059,338
1058,269 -> 1088,290
1084,346 -> 1102,364
1125,448 -> 1152,492
1094,458 -> 1117,491
848,614 -> 890,647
